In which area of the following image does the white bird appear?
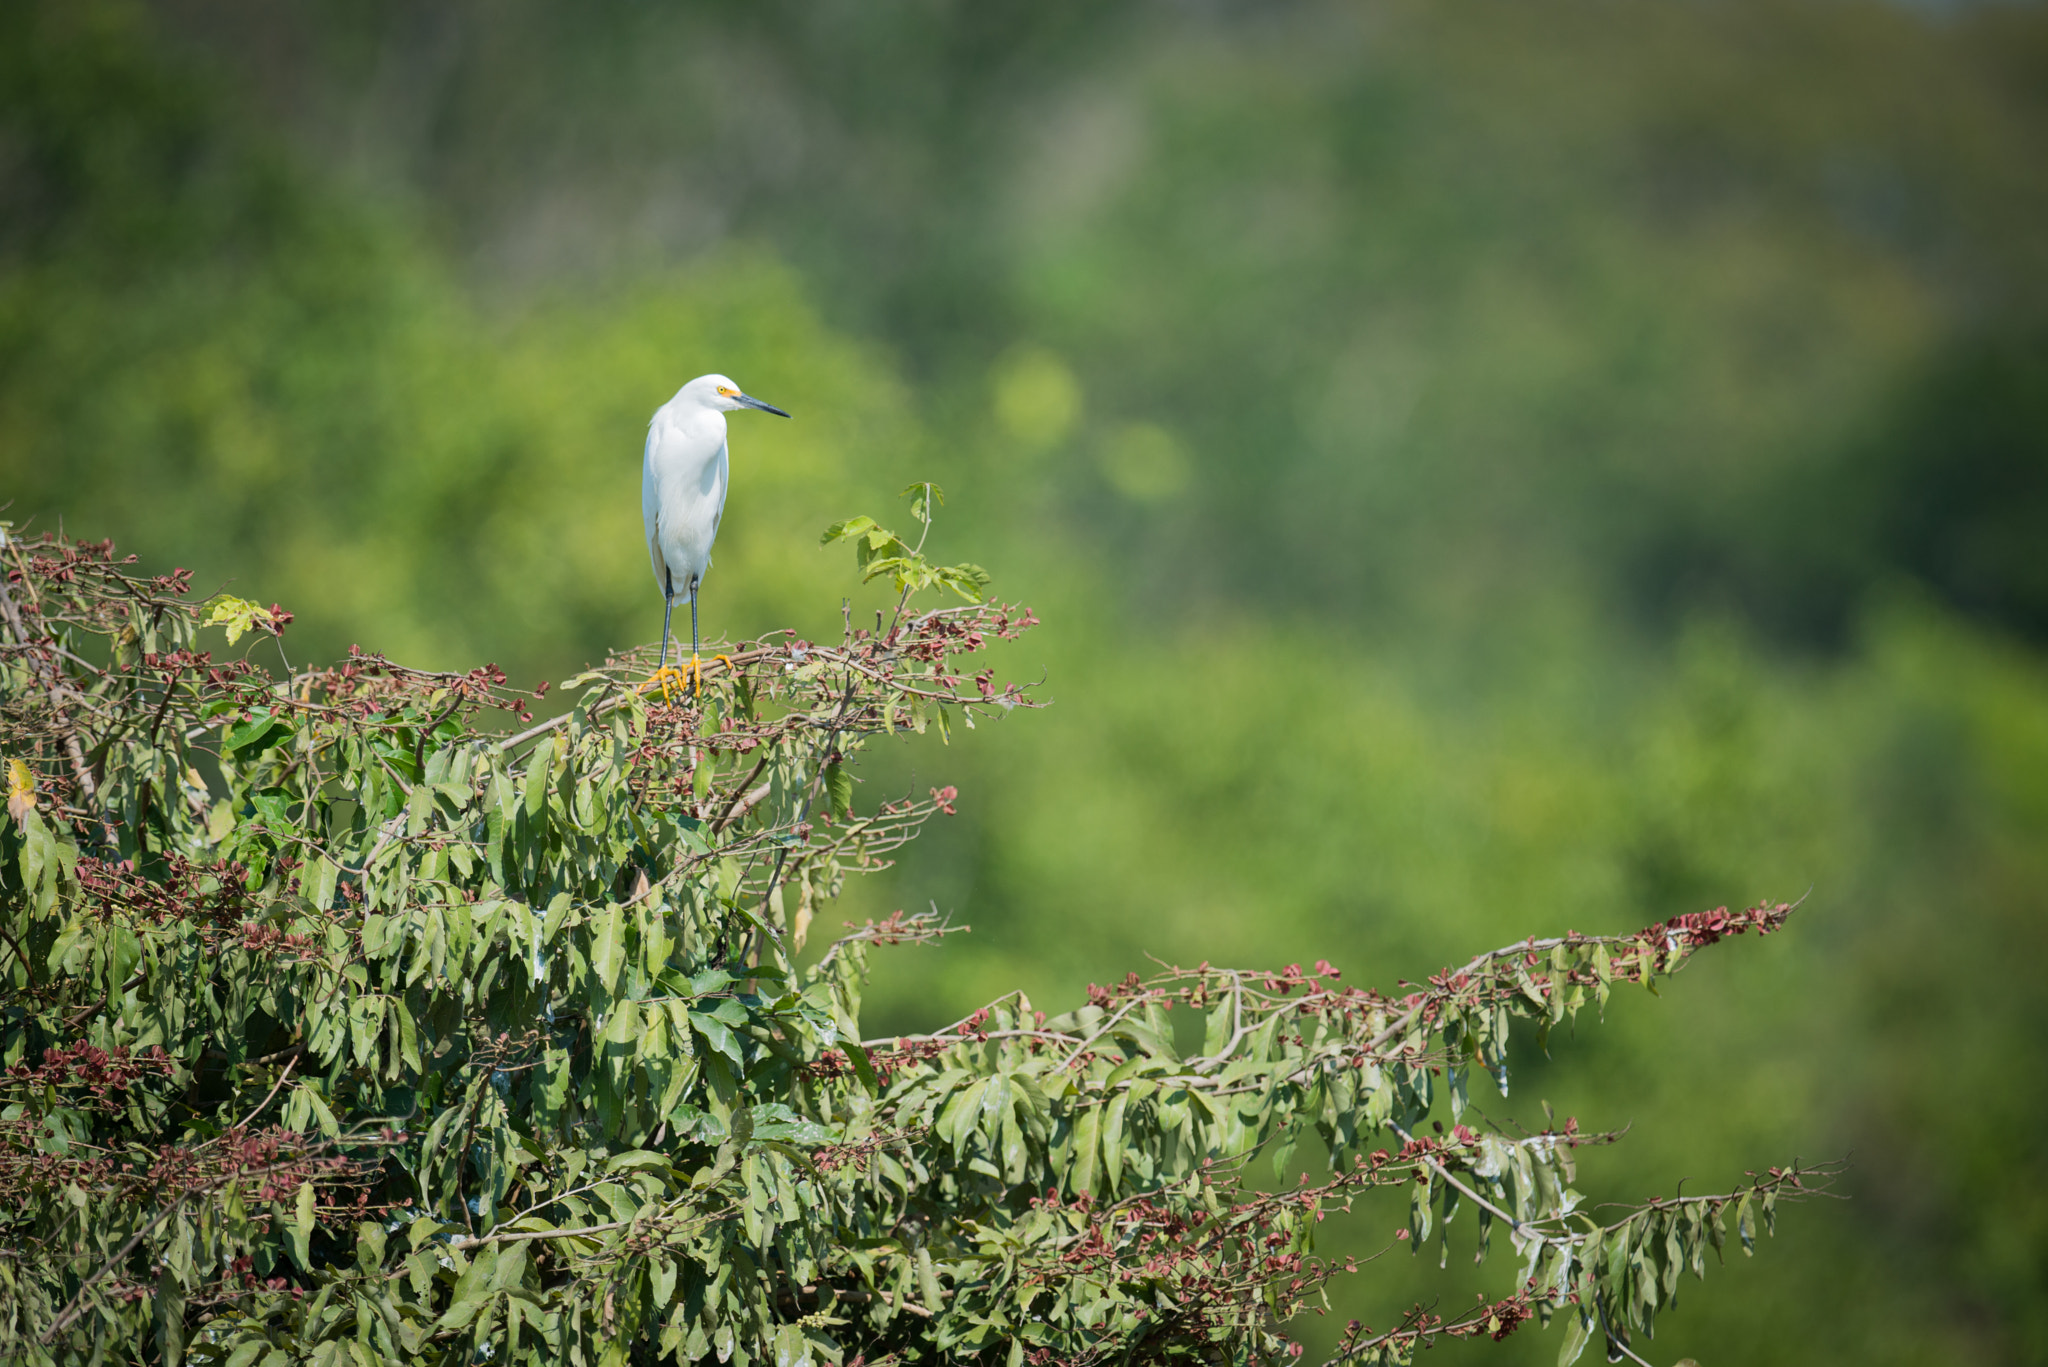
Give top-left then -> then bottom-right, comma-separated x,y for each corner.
641,374 -> 790,693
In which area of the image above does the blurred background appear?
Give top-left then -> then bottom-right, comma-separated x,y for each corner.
4,0 -> 2045,1359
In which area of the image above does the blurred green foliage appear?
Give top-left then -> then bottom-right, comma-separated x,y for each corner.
4,0 -> 2046,1360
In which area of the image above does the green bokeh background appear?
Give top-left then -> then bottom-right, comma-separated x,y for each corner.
5,1 -> 2045,1360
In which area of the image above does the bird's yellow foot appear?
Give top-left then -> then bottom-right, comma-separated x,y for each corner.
641,662 -> 694,703
644,654 -> 729,702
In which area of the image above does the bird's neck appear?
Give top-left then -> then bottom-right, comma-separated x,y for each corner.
660,407 -> 727,459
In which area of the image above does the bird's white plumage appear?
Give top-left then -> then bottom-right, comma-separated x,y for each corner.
641,376 -> 735,606
639,373 -> 788,674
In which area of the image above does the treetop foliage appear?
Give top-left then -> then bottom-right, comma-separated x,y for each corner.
0,511 -> 1825,1365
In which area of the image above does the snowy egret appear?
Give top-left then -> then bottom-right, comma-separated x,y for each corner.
641,374 -> 790,696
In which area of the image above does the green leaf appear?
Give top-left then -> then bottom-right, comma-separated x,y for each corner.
691,1011 -> 746,1069
590,904 -> 625,994
939,1078 -> 991,1162
916,1247 -> 945,1314
438,1246 -> 497,1330
704,995 -> 749,1028
523,735 -> 556,818
224,712 -> 292,757
302,855 -> 340,910
1557,1306 -> 1593,1366
1102,1091 -> 1131,1194
819,515 -> 879,546
651,1254 -> 678,1308
204,595 -> 272,645
774,1322 -> 814,1367
748,1103 -> 839,1145
842,1040 -> 879,1095
936,562 -> 991,602
823,761 -> 854,818
290,1181 -> 315,1270
1068,1106 -> 1102,1199
1109,1019 -> 1177,1062
356,1222 -> 387,1274
690,966 -> 737,995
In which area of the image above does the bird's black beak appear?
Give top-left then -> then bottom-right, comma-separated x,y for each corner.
736,393 -> 791,418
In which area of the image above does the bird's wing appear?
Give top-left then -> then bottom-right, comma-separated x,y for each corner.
710,439 -> 730,540
642,424 -> 668,595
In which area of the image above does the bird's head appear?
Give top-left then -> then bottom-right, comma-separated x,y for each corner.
684,374 -> 791,418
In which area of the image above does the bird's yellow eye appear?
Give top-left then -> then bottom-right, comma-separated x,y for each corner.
717,386 -> 737,397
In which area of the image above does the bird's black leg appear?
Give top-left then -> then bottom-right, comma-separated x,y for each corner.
659,568 -> 675,673
688,577 -> 704,698
646,569 -> 686,700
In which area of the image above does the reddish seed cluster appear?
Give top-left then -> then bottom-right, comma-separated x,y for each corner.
1002,1158 -> 1415,1356
809,1132 -> 905,1176
868,1037 -> 952,1088
990,608 -> 1039,640
172,651 -> 266,696
217,1127 -> 354,1203
800,1050 -> 854,1082
1392,1127 -> 1482,1165
316,651 -> 528,726
76,853 -> 252,927
1461,1293 -> 1535,1342
222,1255 -> 298,1295
851,910 -> 938,947
0,1118 -> 378,1227
889,615 -> 982,663
1654,902 -> 1791,948
14,540 -> 135,587
1084,971 -> 1148,1009
1266,962 -> 1344,994
237,921 -> 325,961
5,1042 -> 175,1106
141,648 -> 212,675
14,554 -> 194,599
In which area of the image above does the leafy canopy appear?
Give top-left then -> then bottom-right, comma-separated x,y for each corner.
0,511 -> 1824,1366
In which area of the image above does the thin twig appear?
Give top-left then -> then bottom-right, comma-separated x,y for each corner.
748,671 -> 862,964
44,1063 -> 305,1347
42,1200 -> 188,1341
1594,1299 -> 1658,1367
0,572 -> 112,847
448,1217 -> 629,1250
236,1056 -> 299,1130
0,922 -> 41,989
1388,1122 -> 1537,1238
